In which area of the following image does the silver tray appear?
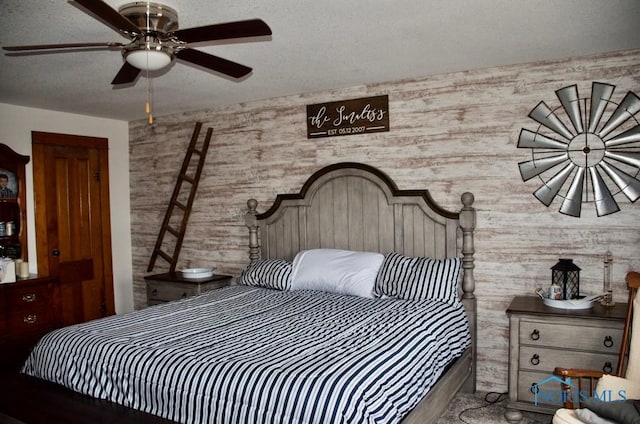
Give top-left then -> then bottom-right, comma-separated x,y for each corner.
542,293 -> 603,310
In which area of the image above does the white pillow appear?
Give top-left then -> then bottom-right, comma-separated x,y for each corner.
595,374 -> 640,400
290,249 -> 384,298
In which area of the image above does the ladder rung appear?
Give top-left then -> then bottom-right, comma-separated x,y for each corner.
181,175 -> 195,184
166,226 -> 180,237
157,250 -> 173,262
174,201 -> 187,210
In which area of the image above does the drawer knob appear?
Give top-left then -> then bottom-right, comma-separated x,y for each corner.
23,314 -> 37,324
22,293 -> 36,302
530,354 -> 540,366
603,336 -> 614,348
603,362 -> 613,373
530,329 -> 540,341
181,292 -> 187,299
530,383 -> 540,394
151,289 -> 158,297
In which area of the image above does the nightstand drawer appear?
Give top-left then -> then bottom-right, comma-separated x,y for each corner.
519,345 -> 619,373
145,273 -> 233,306
517,370 -> 563,407
519,320 -> 623,353
147,282 -> 197,302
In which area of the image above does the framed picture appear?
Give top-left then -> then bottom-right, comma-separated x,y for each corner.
0,168 -> 18,198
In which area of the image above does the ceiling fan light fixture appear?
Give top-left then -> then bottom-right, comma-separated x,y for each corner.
124,42 -> 174,71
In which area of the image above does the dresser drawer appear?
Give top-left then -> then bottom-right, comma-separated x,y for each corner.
519,345 -> 619,374
519,320 -> 623,354
6,284 -> 50,312
7,305 -> 54,336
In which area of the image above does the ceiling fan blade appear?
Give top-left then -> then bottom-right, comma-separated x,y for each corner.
111,62 -> 141,85
3,42 -> 124,52
173,19 -> 272,44
176,48 -> 252,78
74,0 -> 141,35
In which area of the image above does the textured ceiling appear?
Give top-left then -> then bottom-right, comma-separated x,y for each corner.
1,0 -> 639,122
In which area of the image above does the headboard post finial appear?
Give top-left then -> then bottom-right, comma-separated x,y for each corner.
459,191 -> 477,393
459,192 -> 476,299
245,199 -> 261,262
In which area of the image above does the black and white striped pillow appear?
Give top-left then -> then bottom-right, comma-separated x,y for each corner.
374,252 -> 462,304
237,259 -> 292,290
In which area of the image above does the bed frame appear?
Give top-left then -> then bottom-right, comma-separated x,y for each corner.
245,162 -> 476,423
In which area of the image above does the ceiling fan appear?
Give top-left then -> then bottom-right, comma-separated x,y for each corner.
2,0 -> 272,85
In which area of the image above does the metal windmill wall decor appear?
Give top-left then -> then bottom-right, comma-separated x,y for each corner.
517,82 -> 640,217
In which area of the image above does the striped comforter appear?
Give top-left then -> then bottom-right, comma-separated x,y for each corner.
22,286 -> 470,424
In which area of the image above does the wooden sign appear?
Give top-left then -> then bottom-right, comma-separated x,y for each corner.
306,95 -> 389,138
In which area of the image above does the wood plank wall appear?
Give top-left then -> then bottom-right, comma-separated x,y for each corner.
129,49 -> 640,392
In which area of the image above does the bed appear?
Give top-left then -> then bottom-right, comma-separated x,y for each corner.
22,162 -> 477,424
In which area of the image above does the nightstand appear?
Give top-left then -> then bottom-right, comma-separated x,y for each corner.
144,272 -> 232,306
504,296 -> 627,423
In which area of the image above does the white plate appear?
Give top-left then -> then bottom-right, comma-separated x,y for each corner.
180,267 -> 214,279
542,294 -> 602,310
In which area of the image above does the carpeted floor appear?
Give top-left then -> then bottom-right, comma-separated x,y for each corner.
437,392 -> 553,424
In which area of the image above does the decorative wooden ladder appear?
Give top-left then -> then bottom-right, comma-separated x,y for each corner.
147,122 -> 212,272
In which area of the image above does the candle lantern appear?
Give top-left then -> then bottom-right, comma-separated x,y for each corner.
551,259 -> 581,300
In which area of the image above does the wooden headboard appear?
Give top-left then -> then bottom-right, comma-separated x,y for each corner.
245,162 -> 477,389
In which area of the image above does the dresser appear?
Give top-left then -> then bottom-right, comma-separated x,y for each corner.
144,272 -> 232,306
505,296 -> 627,423
0,276 -> 56,368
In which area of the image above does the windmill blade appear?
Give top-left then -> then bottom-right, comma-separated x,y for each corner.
518,153 -> 569,181
112,62 -> 141,85
556,85 -> 583,134
528,101 -> 574,140
604,124 -> 640,146
173,19 -> 272,44
533,162 -> 575,206
176,48 -> 252,78
599,91 -> 640,138
589,167 -> 620,216
605,151 -> 640,169
74,0 -> 141,36
599,162 -> 640,202
3,42 -> 124,52
559,167 -> 585,217
588,82 -> 615,133
518,129 -> 568,150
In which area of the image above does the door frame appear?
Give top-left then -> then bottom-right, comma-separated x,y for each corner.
31,131 -> 115,317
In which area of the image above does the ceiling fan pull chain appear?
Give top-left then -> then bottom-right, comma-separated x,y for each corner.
145,2 -> 154,125
146,74 -> 154,125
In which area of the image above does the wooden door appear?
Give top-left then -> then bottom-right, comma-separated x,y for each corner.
32,132 -> 115,325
